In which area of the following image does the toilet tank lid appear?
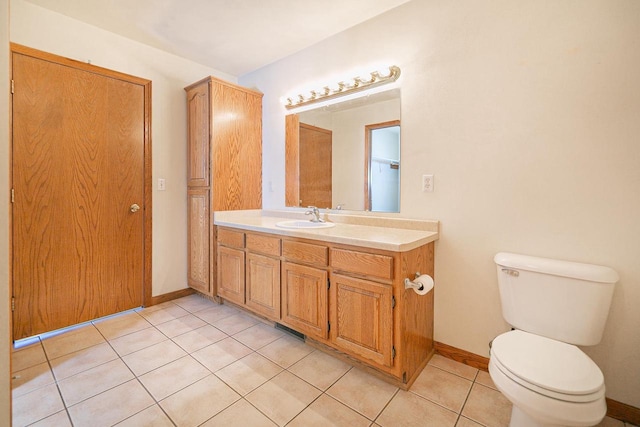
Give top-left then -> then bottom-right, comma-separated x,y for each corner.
494,252 -> 619,284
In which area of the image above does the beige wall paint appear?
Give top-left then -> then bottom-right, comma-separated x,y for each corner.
241,0 -> 640,407
1,0 -> 11,423
9,0 -> 232,297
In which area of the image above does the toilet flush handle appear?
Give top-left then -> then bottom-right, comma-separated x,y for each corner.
501,268 -> 519,277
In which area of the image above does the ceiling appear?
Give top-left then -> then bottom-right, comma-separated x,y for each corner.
25,0 -> 411,76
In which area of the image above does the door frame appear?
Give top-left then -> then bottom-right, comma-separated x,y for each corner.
364,120 -> 400,211
9,43 -> 153,335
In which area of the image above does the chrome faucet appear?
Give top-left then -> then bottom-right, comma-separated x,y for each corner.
305,206 -> 324,223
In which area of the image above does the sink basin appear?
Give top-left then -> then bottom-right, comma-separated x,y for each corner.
275,220 -> 335,229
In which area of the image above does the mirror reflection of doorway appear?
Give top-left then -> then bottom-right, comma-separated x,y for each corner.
365,121 -> 400,212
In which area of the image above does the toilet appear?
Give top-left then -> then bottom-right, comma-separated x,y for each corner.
490,252 -> 618,427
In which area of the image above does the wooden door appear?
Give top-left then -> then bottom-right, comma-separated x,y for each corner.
281,262 -> 328,340
11,46 -> 150,339
246,253 -> 280,320
217,246 -> 245,305
330,274 -> 393,367
299,123 -> 332,208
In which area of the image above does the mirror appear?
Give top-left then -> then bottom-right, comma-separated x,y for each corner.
285,89 -> 401,212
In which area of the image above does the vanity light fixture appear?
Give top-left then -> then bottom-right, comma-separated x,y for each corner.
284,65 -> 401,109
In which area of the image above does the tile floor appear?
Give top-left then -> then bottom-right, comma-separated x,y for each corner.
10,294 -> 635,427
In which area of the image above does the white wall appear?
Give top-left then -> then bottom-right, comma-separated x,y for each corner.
9,0 -> 232,297
241,0 -> 640,407
1,0 -> 11,422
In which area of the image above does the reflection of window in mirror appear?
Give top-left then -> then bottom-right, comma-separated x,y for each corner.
365,121 -> 400,212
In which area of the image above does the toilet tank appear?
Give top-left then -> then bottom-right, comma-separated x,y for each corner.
494,252 -> 618,346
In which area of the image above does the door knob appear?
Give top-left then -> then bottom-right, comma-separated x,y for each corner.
130,204 -> 140,213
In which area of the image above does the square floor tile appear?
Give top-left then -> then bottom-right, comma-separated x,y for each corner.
50,342 -> 119,381
246,370 -> 321,426
428,354 -> 479,381
288,350 -> 351,391
93,312 -> 151,340
215,352 -> 283,396
172,324 -> 228,353
461,383 -> 512,427
108,326 -> 167,356
475,370 -> 497,390
410,365 -> 472,413
193,304 -> 240,324
67,379 -> 155,427
12,382 -> 65,426
376,390 -> 458,427
257,335 -> 314,368
29,410 -> 72,427
57,359 -> 134,406
233,323 -> 284,350
172,294 -> 218,313
139,355 -> 210,400
115,405 -> 174,426
122,339 -> 187,376
192,337 -> 253,372
154,314 -> 207,338
41,325 -> 105,360
212,313 -> 259,335
202,398 -> 277,427
456,417 -> 484,427
288,393 -> 370,427
327,368 -> 398,420
138,304 -> 190,325
11,361 -> 56,398
12,343 -> 47,373
160,375 -> 240,427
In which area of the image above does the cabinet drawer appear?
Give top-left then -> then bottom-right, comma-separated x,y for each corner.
282,240 -> 328,267
330,248 -> 394,281
246,233 -> 281,257
217,228 -> 245,249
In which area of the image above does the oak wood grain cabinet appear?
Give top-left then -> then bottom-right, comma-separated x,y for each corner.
245,234 -> 281,320
281,261 -> 328,340
216,229 -> 245,305
185,76 -> 262,296
213,225 -> 435,389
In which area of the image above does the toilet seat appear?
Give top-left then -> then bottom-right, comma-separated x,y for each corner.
491,330 -> 605,403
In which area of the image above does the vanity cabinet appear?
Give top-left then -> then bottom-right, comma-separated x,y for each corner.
214,225 -> 435,389
330,273 -> 394,368
216,229 -> 245,305
245,234 -> 281,320
281,261 -> 328,340
185,76 -> 262,296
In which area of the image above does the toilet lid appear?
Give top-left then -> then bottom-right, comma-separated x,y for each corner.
491,330 -> 604,395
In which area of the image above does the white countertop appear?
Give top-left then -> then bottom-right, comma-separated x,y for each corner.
214,210 -> 439,252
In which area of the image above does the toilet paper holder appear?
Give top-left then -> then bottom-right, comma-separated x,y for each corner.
404,272 -> 425,291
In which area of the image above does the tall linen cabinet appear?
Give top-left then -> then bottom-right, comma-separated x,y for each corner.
185,76 -> 263,296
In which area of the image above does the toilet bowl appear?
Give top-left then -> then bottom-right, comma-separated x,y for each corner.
491,253 -> 618,427
490,330 -> 606,427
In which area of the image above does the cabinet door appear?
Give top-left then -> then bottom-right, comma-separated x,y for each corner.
246,253 -> 280,320
217,246 -> 245,305
186,81 -> 210,187
330,274 -> 393,367
187,189 -> 210,294
281,262 -> 328,340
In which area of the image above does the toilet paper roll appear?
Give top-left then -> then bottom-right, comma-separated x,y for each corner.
411,274 -> 434,295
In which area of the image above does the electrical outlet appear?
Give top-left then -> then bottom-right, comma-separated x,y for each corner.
422,174 -> 434,192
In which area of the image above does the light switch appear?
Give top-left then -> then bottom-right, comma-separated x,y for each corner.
158,178 -> 166,191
